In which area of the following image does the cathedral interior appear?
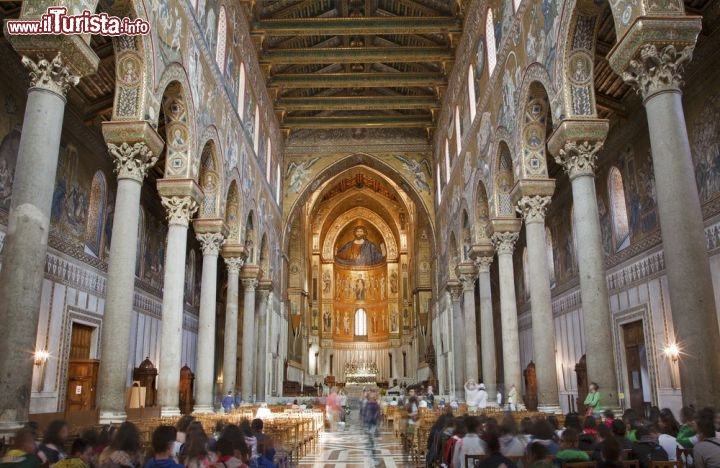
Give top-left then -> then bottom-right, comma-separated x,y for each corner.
1,0 -> 720,432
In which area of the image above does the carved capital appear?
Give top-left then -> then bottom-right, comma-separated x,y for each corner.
555,140 -> 603,180
459,273 -> 477,292
257,288 -> 271,301
491,231 -> 519,255
225,257 -> 244,275
622,44 -> 694,101
475,256 -> 494,273
22,52 -> 80,96
197,232 -> 224,256
108,142 -> 158,182
161,195 -> 198,227
447,283 -> 463,302
516,195 -> 552,224
242,278 -> 259,290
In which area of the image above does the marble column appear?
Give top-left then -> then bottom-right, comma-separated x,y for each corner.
255,286 -> 271,402
447,285 -> 464,397
157,193 -> 198,416
458,263 -> 480,383
0,52 -> 82,428
515,188 -> 561,412
97,122 -> 163,423
548,119 -> 618,409
240,267 -> 260,401
609,20 -> 720,406
222,247 -> 244,393
491,220 -> 522,397
193,230 -> 225,413
476,254 -> 497,404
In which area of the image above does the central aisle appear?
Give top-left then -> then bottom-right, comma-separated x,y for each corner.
297,408 -> 414,467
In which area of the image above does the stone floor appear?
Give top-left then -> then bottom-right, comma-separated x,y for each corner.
296,411 -> 419,468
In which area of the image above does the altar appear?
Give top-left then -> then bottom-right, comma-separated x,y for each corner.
344,361 -> 380,385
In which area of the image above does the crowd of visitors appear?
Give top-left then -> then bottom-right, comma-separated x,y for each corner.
0,415 -> 276,468
424,405 -> 720,468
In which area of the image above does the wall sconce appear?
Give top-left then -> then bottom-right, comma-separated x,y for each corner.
34,349 -> 49,366
664,342 -> 680,362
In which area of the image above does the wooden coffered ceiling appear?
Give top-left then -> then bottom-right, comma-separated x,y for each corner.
249,0 -> 462,134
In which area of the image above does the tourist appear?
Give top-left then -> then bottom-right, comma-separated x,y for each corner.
453,416 -> 487,468
144,426 -> 183,468
171,415 -> 195,460
677,406 -> 697,448
476,430 -> 517,468
426,385 -> 435,409
507,384 -> 518,411
222,392 -> 234,413
629,425 -> 668,468
556,428 -> 590,463
584,382 -> 601,416
37,420 -> 69,466
0,428 -> 41,468
50,439 -> 94,468
693,407 -> 720,468
179,422 -> 211,468
596,436 -> 625,468
98,422 -> 143,468
211,438 -> 246,468
464,379 -> 482,412
527,441 -> 553,468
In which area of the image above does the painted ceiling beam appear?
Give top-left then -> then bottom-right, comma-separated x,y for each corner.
261,46 -> 454,64
253,16 -> 461,35
268,72 -> 447,88
281,115 -> 434,128
275,95 -> 440,110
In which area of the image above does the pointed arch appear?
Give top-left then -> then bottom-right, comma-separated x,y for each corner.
448,232 -> 460,280
84,171 -> 108,258
475,182 -> 491,243
225,180 -> 241,243
216,5 -> 227,70
494,141 -> 515,217
156,75 -> 196,179
245,211 -> 257,264
608,166 -> 630,251
259,233 -> 269,274
461,210 -> 472,262
199,141 -> 221,218
485,8 -> 497,76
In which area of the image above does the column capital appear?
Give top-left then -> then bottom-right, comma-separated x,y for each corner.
8,30 -> 99,78
102,121 -> 164,182
225,257 -> 244,274
475,256 -> 494,273
160,195 -> 198,227
446,281 -> 463,302
516,195 -> 552,224
257,288 -> 271,300
607,16 -> 701,102
457,262 -> 478,292
241,278 -> 259,290
491,231 -> 520,255
548,119 -> 609,181
21,52 -> 79,97
197,232 -> 224,256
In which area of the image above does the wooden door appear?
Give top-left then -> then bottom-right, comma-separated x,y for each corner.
623,321 -> 645,414
66,360 -> 99,411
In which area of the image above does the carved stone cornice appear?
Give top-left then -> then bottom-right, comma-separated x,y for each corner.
222,243 -> 247,263
516,195 -> 552,224
491,231 -> 520,256
475,256 -> 494,273
197,232 -> 225,256
224,257 -> 244,275
8,30 -> 99,77
160,195 -> 198,227
607,16 -> 701,102
21,52 -> 79,96
240,264 -> 262,284
107,142 -> 158,182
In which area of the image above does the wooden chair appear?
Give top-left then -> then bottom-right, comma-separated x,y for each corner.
676,447 -> 693,468
562,461 -> 596,468
465,453 -> 486,468
650,461 -> 684,468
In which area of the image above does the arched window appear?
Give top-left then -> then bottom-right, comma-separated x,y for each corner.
485,8 -> 497,75
513,0 -> 522,13
84,171 -> 107,258
444,138 -> 451,183
275,162 -> 281,203
455,106 -> 462,149
545,226 -> 556,286
266,138 -> 272,181
467,67 -> 476,122
608,166 -> 630,251
355,308 -> 367,336
215,6 -> 227,69
522,247 -> 530,299
238,64 -> 246,117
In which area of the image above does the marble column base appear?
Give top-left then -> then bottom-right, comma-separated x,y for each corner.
98,410 -> 128,424
192,404 -> 215,414
160,406 -> 181,417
